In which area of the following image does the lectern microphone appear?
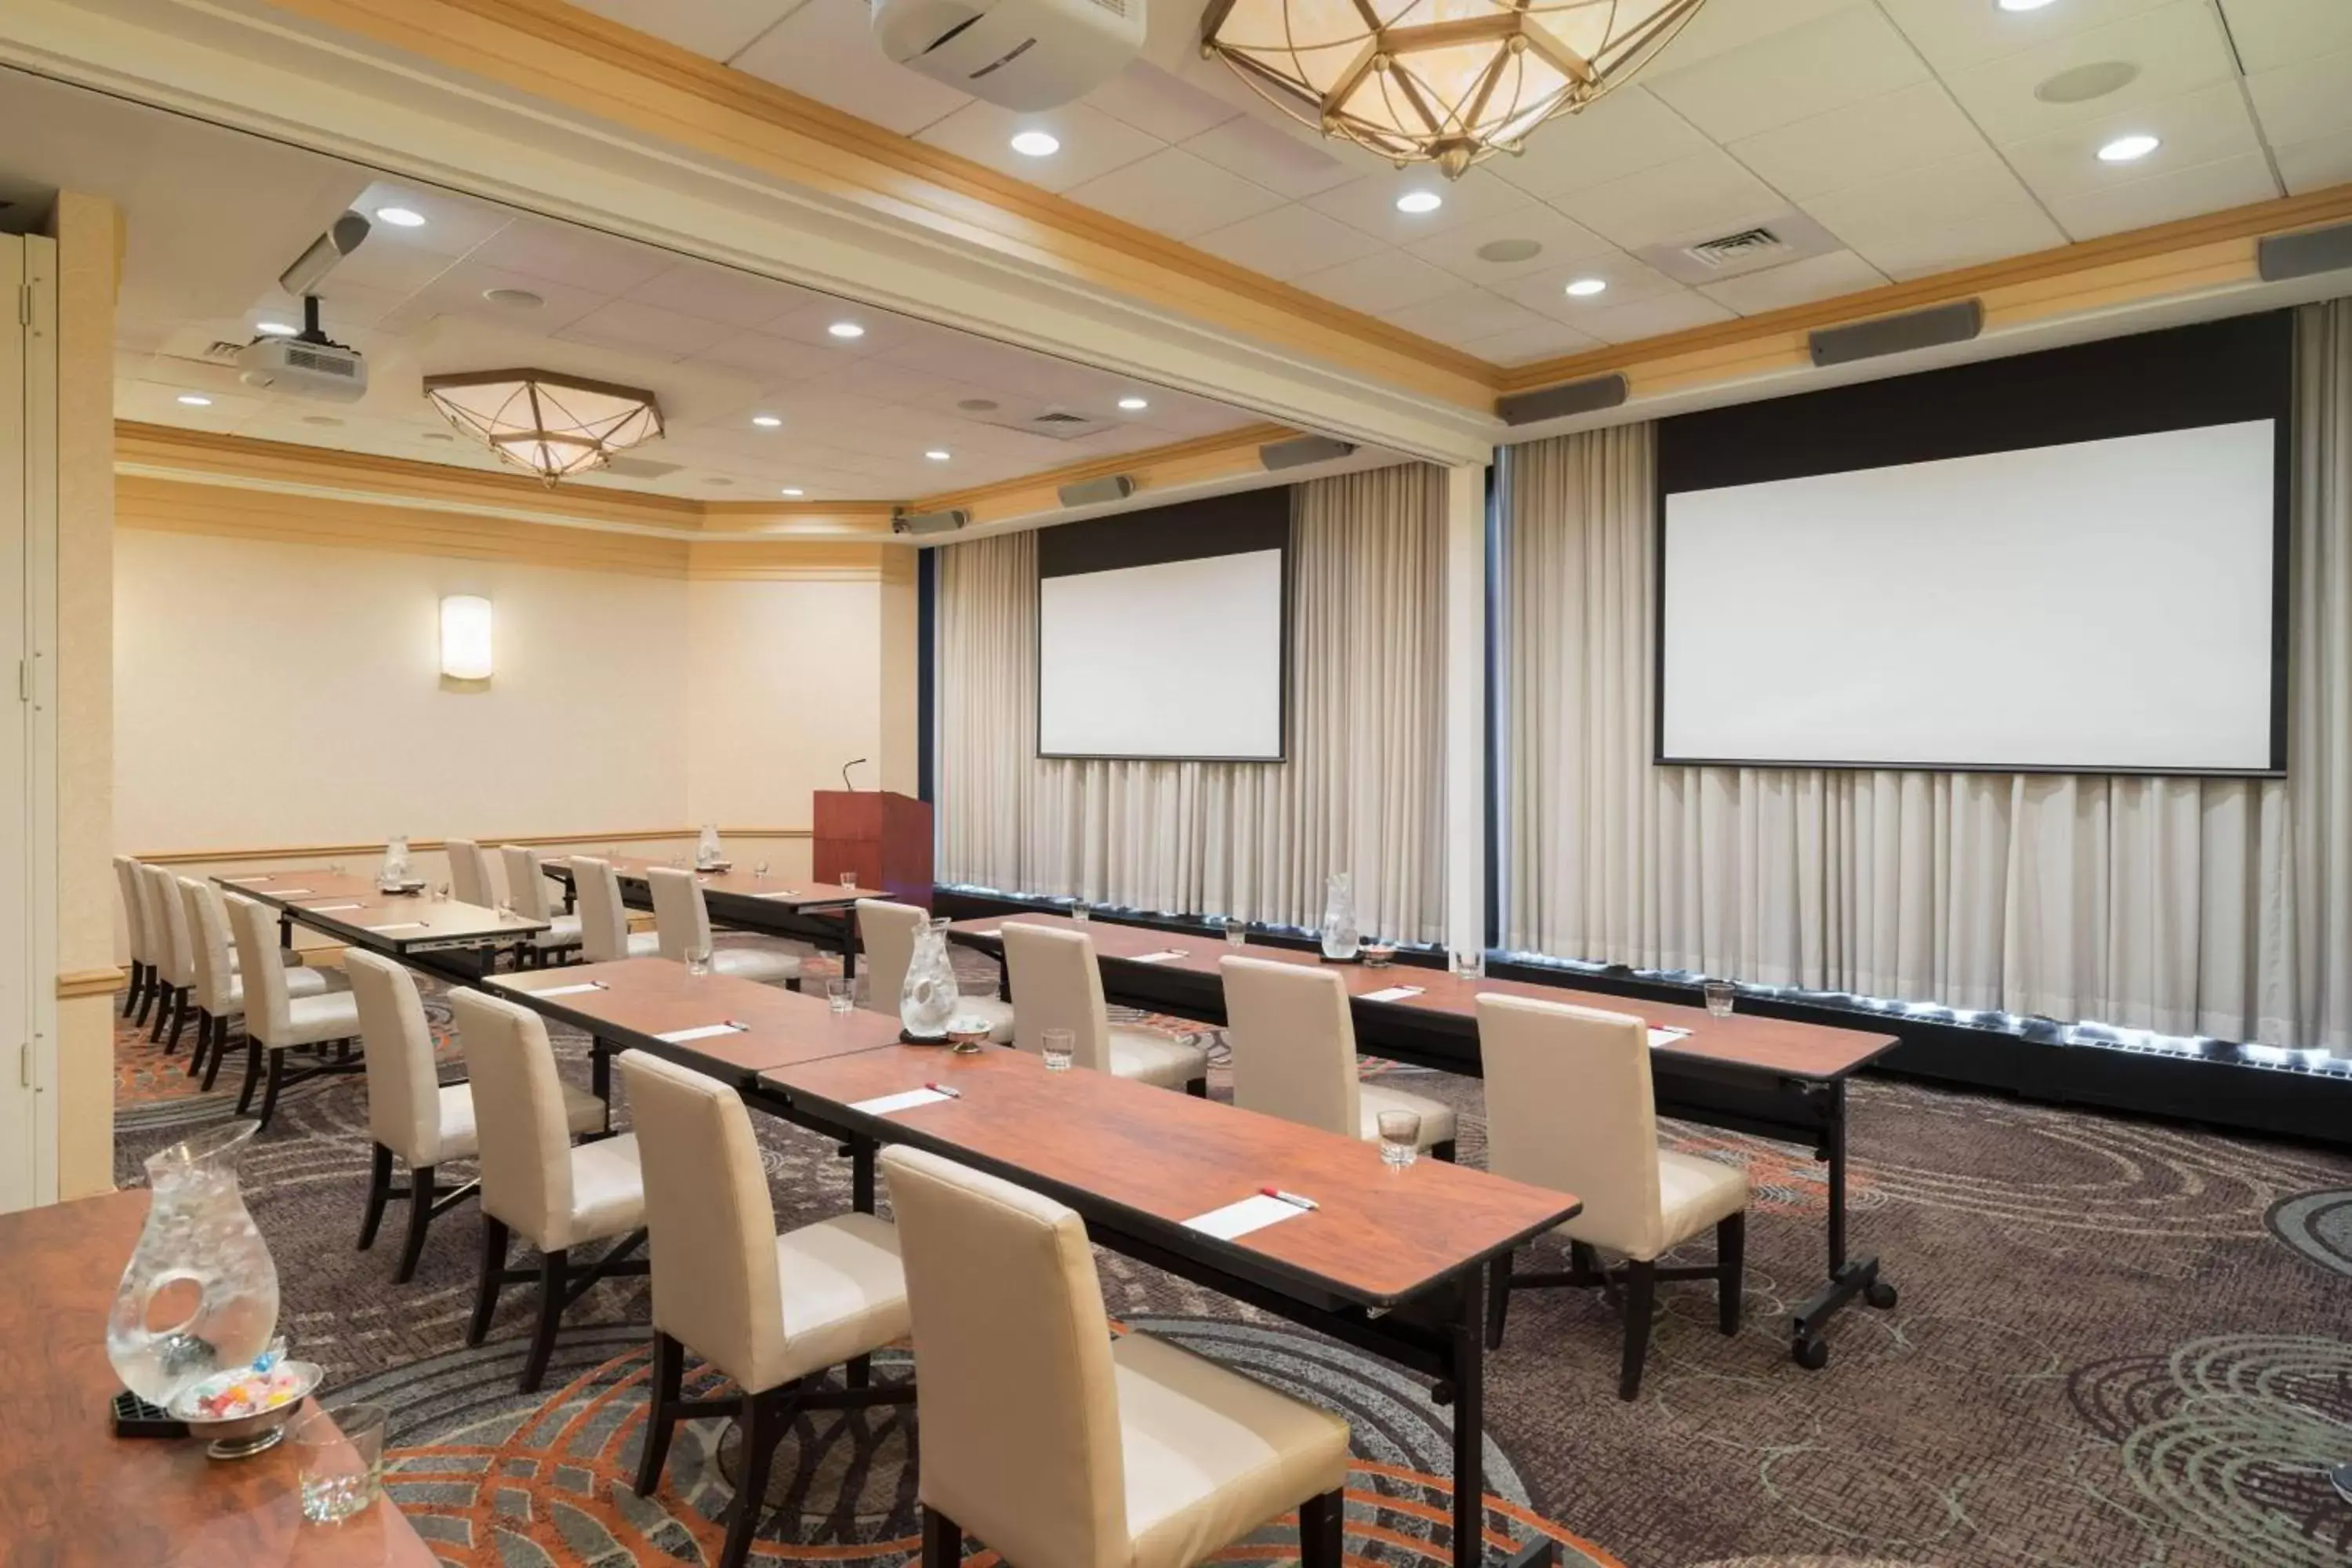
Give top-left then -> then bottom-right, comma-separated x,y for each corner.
841,758 -> 869,790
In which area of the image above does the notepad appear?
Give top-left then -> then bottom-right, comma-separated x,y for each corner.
1127,949 -> 1189,964
304,902 -> 364,912
753,890 -> 803,900
521,982 -> 606,998
1648,1026 -> 1691,1049
223,876 -> 271,886
1185,1193 -> 1310,1242
848,1087 -> 954,1116
365,921 -> 426,933
1362,985 -> 1425,1004
655,1022 -> 747,1044
264,888 -> 313,897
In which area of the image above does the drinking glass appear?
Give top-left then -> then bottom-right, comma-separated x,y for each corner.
1703,979 -> 1735,1018
1221,917 -> 1247,948
684,945 -> 712,978
826,978 -> 854,1014
327,862 -> 346,877
1070,900 -> 1091,925
432,883 -> 449,903
1450,949 -> 1485,982
1377,1109 -> 1421,1167
294,1401 -> 387,1526
754,861 -> 771,880
1040,1026 -> 1076,1072
839,871 -> 857,889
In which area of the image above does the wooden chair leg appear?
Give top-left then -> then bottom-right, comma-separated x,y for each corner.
1716,1212 -> 1745,1336
394,1162 -> 436,1283
1617,1261 -> 1657,1402
132,970 -> 156,1025
1298,1488 -> 1346,1568
633,1330 -> 684,1496
519,1247 -> 568,1392
1431,1138 -> 1457,1163
358,1143 -> 394,1251
1484,1251 -> 1512,1351
147,985 -> 172,1043
921,1506 -> 962,1568
719,1387 -> 789,1568
122,963 -> 142,1018
1185,1076 -> 1209,1097
468,1215 -> 509,1347
235,1037 -> 263,1115
165,991 -> 191,1051
201,1017 -> 231,1092
256,1048 -> 288,1131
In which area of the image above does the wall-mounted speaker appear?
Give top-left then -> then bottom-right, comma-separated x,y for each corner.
1809,299 -> 1984,368
1058,473 -> 1137,508
1259,434 -> 1358,470
1496,372 -> 1628,426
2259,220 -> 2352,282
891,508 -> 969,535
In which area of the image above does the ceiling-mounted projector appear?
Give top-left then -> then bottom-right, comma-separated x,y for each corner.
872,0 -> 1142,110
237,212 -> 370,403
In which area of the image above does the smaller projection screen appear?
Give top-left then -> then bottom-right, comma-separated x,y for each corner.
1655,314 -> 2292,776
1036,491 -> 1290,761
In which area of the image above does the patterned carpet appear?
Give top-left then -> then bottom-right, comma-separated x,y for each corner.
108,935 -> 2352,1568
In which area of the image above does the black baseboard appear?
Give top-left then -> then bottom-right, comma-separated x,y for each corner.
933,886 -> 2352,1152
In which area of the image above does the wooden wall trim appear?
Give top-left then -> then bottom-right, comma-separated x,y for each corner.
910,423 -> 1294,525
132,828 -> 815,866
686,541 -> 898,581
57,967 -> 126,1000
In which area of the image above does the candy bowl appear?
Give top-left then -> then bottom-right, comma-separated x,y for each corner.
168,1359 -> 322,1459
945,1018 -> 993,1055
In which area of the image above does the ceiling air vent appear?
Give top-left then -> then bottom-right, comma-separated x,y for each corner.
204,340 -> 246,362
1032,411 -> 1091,426
1683,227 -> 1789,270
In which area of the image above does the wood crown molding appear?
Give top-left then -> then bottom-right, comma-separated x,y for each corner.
57,967 -> 127,1000
132,828 -> 815,866
910,423 -> 1296,524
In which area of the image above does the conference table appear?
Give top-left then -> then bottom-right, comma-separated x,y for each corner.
543,855 -> 887,980
489,957 -> 1578,1568
217,872 -> 551,984
946,912 -> 1901,1370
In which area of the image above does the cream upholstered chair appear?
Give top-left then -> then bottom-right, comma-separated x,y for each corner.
1219,956 -> 1457,1159
882,1144 -> 1349,1568
622,1051 -> 913,1568
857,899 -> 1012,1040
1000,922 -> 1207,1094
224,893 -> 362,1129
176,877 -> 340,1088
115,855 -> 155,1022
499,844 -> 583,967
139,863 -> 203,1051
1475,993 -> 1748,1399
347,950 -> 604,1283
572,856 -> 660,963
646,866 -> 802,989
449,988 -> 649,1392
445,837 -> 497,907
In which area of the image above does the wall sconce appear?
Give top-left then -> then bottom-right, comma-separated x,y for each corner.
440,594 -> 493,682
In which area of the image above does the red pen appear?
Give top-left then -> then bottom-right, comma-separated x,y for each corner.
1260,1186 -> 1318,1210
924,1082 -> 964,1099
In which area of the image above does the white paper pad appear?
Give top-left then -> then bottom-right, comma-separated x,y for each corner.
1185,1193 -> 1310,1241
365,921 -> 426,933
655,1022 -> 747,1044
848,1087 -> 954,1116
1648,1026 -> 1692,1049
264,888 -> 313,897
1362,985 -> 1425,1004
1127,949 -> 1189,964
222,876 -> 271,886
521,982 -> 606,998
305,902 -> 363,912
753,890 -> 804,900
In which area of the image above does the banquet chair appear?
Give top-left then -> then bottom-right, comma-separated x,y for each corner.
882,1144 -> 1348,1568
1475,993 -> 1749,1399
1000,922 -> 1206,1093
646,866 -> 801,988
445,837 -> 497,908
449,988 -> 648,1392
498,844 -> 583,967
570,856 -> 660,963
177,878 -> 343,1088
114,855 -> 155,1022
1219,956 -> 1456,1159
856,898 -> 1012,1040
139,863 -> 202,1051
622,1051 -> 913,1568
224,893 -> 363,1130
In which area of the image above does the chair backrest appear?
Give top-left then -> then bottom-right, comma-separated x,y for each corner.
855,898 -> 926,1014
880,1144 -> 1125,1567
177,877 -> 237,1014
141,864 -> 191,987
999,923 -> 1109,1071
645,867 -> 712,960
1475,993 -> 1665,1258
445,838 -> 495,907
570,857 -> 632,962
447,988 -> 576,1246
1219,956 -> 1360,1138
225,894 -> 294,1041
114,855 -> 148,964
346,949 -> 447,1166
618,1050 -> 789,1392
499,844 -> 554,920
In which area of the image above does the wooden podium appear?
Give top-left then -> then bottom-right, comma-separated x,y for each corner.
812,789 -> 934,909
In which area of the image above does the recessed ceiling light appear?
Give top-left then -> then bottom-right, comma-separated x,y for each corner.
299,415 -> 343,426
253,320 -> 298,337
482,287 -> 543,309
924,449 -> 952,461
704,477 -> 735,488
1117,396 -> 1149,411
2098,132 -> 2161,163
176,394 -> 212,406
751,413 -> 782,428
374,206 -> 426,228
956,397 -> 1000,412
1565,277 -> 1609,297
780,487 -> 804,497
1010,130 -> 1061,158
828,321 -> 866,339
1998,0 -> 2059,11
1395,190 -> 1443,215
1475,238 -> 1543,264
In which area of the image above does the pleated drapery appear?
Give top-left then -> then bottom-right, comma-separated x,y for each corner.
937,464 -> 1448,943
1500,302 -> 2352,1051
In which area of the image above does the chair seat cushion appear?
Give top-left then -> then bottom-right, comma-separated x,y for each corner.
530,913 -> 584,949
1358,1082 -> 1457,1150
1106,1025 -> 1208,1091
1653,1149 -> 1748,1252
555,1131 -> 645,1250
942,994 -> 1015,1044
265,989 -> 361,1048
1113,1331 -> 1352,1568
431,1079 -> 605,1163
713,946 -> 803,986
771,1212 -> 912,1385
625,930 -> 662,959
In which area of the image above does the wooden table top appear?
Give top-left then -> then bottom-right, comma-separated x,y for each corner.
281,891 -> 549,949
491,957 -> 904,1083
760,1044 -> 1581,1308
950,913 -> 1899,1082
0,1189 -> 434,1566
212,872 -> 388,905
551,855 -> 884,908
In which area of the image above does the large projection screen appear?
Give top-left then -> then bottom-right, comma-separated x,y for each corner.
1036,493 -> 1289,761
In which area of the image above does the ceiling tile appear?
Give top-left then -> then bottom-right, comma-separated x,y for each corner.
1548,146 -> 1787,252
2046,151 -> 2282,238
1696,249 -> 1889,314
1944,1 -> 2240,143
916,100 -> 1163,194
1403,203 -> 1614,284
557,298 -> 739,360
2002,79 -> 2269,205
374,261 -> 608,336
1730,82 -> 1991,203
2274,127 -> 2352,194
1084,60 -> 1243,143
324,236 -> 459,298
1180,114 -> 1360,201
1305,168 -> 1533,245
1880,0 -> 2183,74
2217,0 -> 2352,74
2247,49 -> 2352,150
1839,199 -> 2069,281
467,217 -> 674,294
1646,0 -> 1865,73
1290,249 -> 1462,315
1489,87 -> 1715,202
1490,254 -> 1686,324
349,179 -> 512,260
1645,4 -> 1932,144
625,260 -> 818,328
1802,147 -> 2060,254
1454,320 -> 1604,366
1381,289 -> 1558,351
730,0 -> 969,135
1189,204 -> 1388,281
563,0 -> 795,60
1563,289 -> 1739,345
766,298 -> 916,354
1065,147 -> 1286,241
684,329 -> 855,383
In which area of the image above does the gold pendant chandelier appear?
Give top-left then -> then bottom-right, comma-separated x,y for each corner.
1201,0 -> 1707,180
422,368 -> 664,486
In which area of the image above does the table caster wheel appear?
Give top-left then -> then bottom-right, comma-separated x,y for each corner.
1792,1336 -> 1830,1370
1865,1279 -> 1898,1310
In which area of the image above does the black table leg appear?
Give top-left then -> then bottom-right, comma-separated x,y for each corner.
278,911 -> 294,951
851,1134 -> 876,1214
592,1037 -> 612,1132
1789,1077 -> 1896,1369
1451,1265 -> 1484,1568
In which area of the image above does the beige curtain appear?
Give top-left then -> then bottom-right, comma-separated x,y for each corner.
938,465 -> 1447,942
1501,301 -> 2352,1051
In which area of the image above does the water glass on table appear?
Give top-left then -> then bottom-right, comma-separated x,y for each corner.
294,1401 -> 387,1526
826,978 -> 855,1014
684,944 -> 712,978
1069,900 -> 1091,925
838,871 -> 856,890
1702,979 -> 1736,1018
1377,1109 -> 1421,1167
1040,1026 -> 1076,1073
1222,917 -> 1247,948
1449,949 -> 1485,982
